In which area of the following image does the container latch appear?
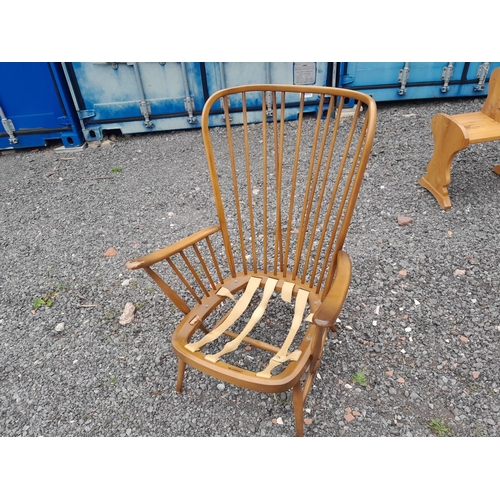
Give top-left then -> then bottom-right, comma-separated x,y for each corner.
180,62 -> 197,124
184,97 -> 196,124
219,96 -> 232,121
218,63 -> 231,120
398,63 -> 410,95
441,63 -> 454,92
127,62 -> 154,128
474,63 -> 490,91
265,91 -> 273,117
139,101 -> 153,128
0,105 -> 18,144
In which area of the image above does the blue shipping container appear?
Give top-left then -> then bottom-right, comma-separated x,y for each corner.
337,62 -> 500,105
203,62 -> 334,127
0,62 -> 84,150
64,62 -> 335,139
63,62 -> 206,140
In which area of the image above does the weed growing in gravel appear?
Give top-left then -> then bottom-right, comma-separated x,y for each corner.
428,418 -> 451,436
111,168 -> 123,173
104,308 -> 120,321
475,425 -> 485,437
468,382 -> 481,394
33,293 -> 55,310
351,370 -> 368,387
274,394 -> 288,407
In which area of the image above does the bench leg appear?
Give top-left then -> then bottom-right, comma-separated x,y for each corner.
418,114 -> 469,210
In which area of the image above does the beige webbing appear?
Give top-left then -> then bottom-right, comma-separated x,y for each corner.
205,278 -> 278,363
189,315 -> 201,325
184,277 -> 262,353
281,281 -> 294,303
215,286 -> 236,301
256,288 -> 309,379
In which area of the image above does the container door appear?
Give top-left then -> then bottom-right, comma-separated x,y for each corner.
337,62 -> 500,103
0,62 -> 83,150
203,62 -> 333,127
64,62 -> 205,140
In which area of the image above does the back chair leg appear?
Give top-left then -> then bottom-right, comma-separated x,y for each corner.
418,114 -> 469,210
292,382 -> 305,437
176,359 -> 186,393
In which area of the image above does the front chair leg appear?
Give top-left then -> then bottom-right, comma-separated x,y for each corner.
176,359 -> 186,393
292,382 -> 305,437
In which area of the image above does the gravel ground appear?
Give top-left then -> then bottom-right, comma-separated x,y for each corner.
1,95 -> 499,438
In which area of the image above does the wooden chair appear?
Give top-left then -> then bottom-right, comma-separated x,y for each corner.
418,67 -> 500,210
125,84 -> 377,436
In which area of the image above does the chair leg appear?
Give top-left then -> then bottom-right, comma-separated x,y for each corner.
418,114 -> 469,210
176,359 -> 186,393
302,325 -> 327,400
292,382 -> 304,437
492,164 -> 500,175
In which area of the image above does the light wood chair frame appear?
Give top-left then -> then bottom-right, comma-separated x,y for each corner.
126,84 -> 377,436
419,67 -> 500,209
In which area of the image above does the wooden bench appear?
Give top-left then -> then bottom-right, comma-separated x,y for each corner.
418,67 -> 500,210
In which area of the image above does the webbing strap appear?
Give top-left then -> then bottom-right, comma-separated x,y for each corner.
256,288 -> 309,379
281,281 -> 294,303
205,278 -> 278,363
184,277 -> 262,353
216,286 -> 236,301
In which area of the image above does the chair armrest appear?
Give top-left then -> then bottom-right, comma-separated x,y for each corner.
312,250 -> 352,328
124,225 -> 221,270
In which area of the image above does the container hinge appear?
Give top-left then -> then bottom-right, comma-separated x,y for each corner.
92,62 -> 120,70
184,97 -> 196,124
0,105 -> 18,144
58,115 -> 73,126
265,91 -> 273,117
474,62 -> 490,91
340,74 -> 355,85
441,63 -> 454,92
78,109 -> 96,120
398,63 -> 410,95
139,100 -> 154,128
